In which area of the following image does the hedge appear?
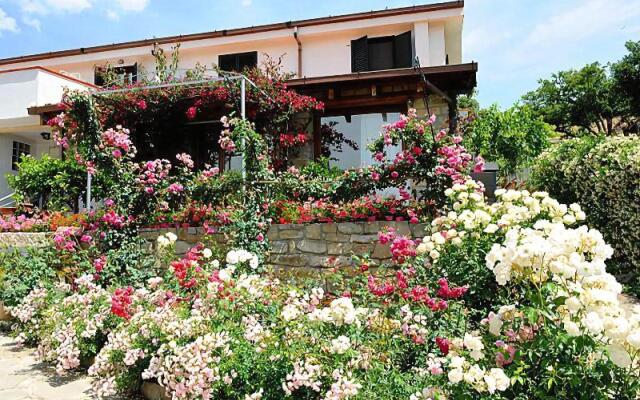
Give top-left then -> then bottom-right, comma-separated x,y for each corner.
529,135 -> 640,287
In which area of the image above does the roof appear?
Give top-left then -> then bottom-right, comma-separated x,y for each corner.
0,1 -> 464,66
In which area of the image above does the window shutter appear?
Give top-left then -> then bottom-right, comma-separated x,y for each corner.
393,31 -> 412,68
218,54 -> 236,72
237,52 -> 258,71
351,36 -> 369,72
131,63 -> 138,83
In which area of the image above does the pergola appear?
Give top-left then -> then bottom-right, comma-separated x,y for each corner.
72,72 -> 265,210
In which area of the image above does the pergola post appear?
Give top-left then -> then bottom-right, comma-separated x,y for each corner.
240,77 -> 247,197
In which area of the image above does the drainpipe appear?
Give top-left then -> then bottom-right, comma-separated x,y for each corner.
293,26 -> 302,77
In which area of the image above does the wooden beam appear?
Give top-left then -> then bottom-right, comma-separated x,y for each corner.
324,94 -> 410,110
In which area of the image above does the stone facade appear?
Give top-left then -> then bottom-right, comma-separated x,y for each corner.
140,221 -> 428,270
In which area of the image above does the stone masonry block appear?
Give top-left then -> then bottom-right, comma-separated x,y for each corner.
296,239 -> 327,254
304,224 -> 322,240
337,222 -> 363,234
350,234 -> 379,244
280,229 -> 304,240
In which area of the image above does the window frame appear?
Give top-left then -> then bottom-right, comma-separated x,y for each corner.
218,51 -> 258,73
94,64 -> 138,86
12,141 -> 31,171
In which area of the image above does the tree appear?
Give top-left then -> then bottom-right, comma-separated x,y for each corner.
464,104 -> 553,178
611,40 -> 640,133
522,63 -> 619,135
522,40 -> 640,136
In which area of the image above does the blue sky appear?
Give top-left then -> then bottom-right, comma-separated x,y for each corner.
0,0 -> 638,107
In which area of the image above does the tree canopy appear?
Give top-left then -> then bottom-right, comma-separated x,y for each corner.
522,40 -> 640,136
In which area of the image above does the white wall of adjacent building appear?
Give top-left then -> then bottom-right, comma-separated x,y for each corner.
0,68 -> 89,199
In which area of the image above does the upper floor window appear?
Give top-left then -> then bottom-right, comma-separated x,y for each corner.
94,64 -> 138,86
351,31 -> 412,73
12,141 -> 31,171
218,51 -> 258,72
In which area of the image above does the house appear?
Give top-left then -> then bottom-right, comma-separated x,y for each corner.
0,1 -> 476,201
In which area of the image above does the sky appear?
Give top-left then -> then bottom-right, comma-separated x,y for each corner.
0,0 -> 638,107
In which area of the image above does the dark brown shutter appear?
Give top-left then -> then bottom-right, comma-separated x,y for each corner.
131,63 -> 138,83
393,31 -> 412,68
237,52 -> 258,71
94,66 -> 106,86
218,54 -> 236,72
351,36 -> 369,72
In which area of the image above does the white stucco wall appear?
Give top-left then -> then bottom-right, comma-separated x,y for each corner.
428,22 -> 446,66
0,69 -> 88,120
0,70 -> 40,120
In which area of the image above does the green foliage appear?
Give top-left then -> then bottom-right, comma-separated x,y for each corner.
457,92 -> 480,115
99,238 -> 160,287
191,170 -> 243,206
528,136 -> 603,204
529,136 -> 640,292
523,41 -> 640,136
465,104 -> 553,177
0,246 -> 58,307
612,40 -> 640,129
8,155 -> 89,211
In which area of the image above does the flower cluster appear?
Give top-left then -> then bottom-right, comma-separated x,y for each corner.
279,132 -> 307,148
0,214 -> 50,232
416,180 -> 587,262
486,222 -> 640,369
99,126 -> 136,160
111,286 -> 134,319
135,159 -> 172,194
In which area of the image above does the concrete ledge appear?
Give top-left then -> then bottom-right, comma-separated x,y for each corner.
0,232 -> 51,249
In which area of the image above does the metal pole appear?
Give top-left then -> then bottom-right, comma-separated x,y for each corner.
240,78 -> 247,197
86,94 -> 94,212
86,171 -> 92,211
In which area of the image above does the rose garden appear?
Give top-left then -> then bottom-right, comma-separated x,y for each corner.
1,52 -> 639,400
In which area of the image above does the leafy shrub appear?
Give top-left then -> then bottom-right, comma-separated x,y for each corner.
465,104 -> 553,178
0,246 -> 58,307
190,170 -> 243,206
529,135 -> 640,291
8,155 -> 89,211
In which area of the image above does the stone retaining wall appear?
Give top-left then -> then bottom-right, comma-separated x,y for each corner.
140,221 -> 429,269
0,221 -> 429,269
267,221 -> 428,268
